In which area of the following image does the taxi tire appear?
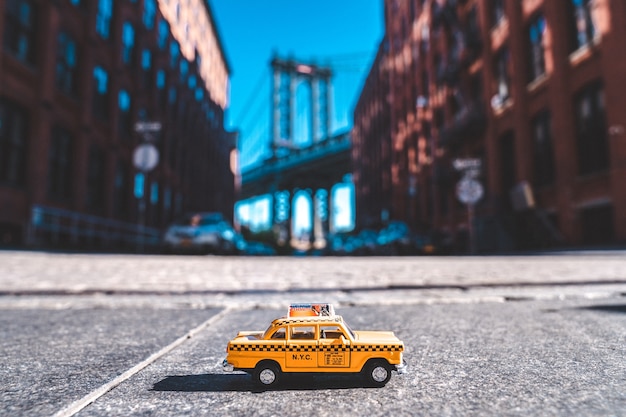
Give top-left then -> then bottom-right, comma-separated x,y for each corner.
253,361 -> 281,387
363,359 -> 392,387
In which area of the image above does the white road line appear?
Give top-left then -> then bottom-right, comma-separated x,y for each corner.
52,307 -> 233,417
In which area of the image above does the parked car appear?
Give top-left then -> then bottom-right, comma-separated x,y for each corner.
162,212 -> 240,255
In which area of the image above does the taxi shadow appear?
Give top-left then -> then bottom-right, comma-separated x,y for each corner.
152,373 -> 372,392
578,304 -> 626,314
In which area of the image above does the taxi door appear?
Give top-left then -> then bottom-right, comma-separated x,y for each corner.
318,325 -> 350,368
285,324 -> 318,368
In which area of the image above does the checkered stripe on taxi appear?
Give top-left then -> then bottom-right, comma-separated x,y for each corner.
287,345 -> 317,352
229,344 -> 286,352
351,344 -> 404,352
319,345 -> 350,352
274,317 -> 338,325
229,344 -> 402,353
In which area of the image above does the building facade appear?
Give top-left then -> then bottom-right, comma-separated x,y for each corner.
0,0 -> 235,248
353,0 -> 626,251
352,42 -> 393,231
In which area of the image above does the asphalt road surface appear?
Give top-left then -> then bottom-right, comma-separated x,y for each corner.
0,251 -> 625,416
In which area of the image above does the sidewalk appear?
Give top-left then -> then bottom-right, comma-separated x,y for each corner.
2,250 -> 625,295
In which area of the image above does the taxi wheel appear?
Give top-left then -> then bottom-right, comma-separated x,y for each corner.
253,362 -> 281,387
363,360 -> 391,387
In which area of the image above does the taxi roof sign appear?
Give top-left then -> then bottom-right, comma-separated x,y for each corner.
288,303 -> 335,317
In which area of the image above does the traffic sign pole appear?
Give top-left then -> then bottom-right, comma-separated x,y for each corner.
133,121 -> 161,253
456,176 -> 483,255
468,204 -> 476,255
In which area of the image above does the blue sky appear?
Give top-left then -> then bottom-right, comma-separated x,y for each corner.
209,0 -> 385,170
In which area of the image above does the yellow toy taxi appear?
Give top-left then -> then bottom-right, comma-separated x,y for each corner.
222,303 -> 407,387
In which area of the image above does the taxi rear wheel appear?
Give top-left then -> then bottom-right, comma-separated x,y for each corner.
253,362 -> 281,387
363,359 -> 392,387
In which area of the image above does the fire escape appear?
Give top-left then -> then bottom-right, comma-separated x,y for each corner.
432,1 -> 564,252
433,1 -> 486,150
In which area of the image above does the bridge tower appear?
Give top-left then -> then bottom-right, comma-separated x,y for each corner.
239,56 -> 351,252
270,56 -> 332,154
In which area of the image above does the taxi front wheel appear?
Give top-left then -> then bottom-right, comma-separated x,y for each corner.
363,359 -> 392,387
253,361 -> 281,387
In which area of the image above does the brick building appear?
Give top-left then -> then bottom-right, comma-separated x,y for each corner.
352,42 -> 393,230
0,0 -> 235,248
353,0 -> 626,251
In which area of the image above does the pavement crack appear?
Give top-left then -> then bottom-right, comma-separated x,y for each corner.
51,307 -> 233,417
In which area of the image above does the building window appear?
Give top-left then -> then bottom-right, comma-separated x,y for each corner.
143,0 -> 156,30
55,31 -> 79,95
531,111 -> 555,187
169,40 -> 180,68
574,82 -> 609,175
493,47 -> 511,108
448,93 -> 462,120
158,20 -> 169,49
179,60 -> 188,82
118,89 -> 131,138
464,6 -> 482,61
434,54 -> 443,88
156,69 -> 166,107
421,70 -> 430,101
93,66 -> 110,120
528,14 -> 546,82
3,0 -> 37,65
420,24 -> 429,54
150,182 -> 159,205
0,98 -> 28,186
490,0 -> 505,27
499,131 -> 516,207
121,22 -> 135,65
141,49 -> 151,70
568,0 -> 596,52
168,87 -> 177,104
156,69 -> 166,89
86,145 -> 105,212
96,0 -> 113,39
113,162 -> 129,219
188,74 -> 196,89
195,88 -> 203,102
47,127 -> 73,201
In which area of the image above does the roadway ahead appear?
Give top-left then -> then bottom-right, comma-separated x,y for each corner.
0,251 -> 624,416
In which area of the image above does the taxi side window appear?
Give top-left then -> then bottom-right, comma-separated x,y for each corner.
270,328 -> 286,339
320,325 -> 345,340
290,325 -> 315,340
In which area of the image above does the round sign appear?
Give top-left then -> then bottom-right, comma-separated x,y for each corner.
133,143 -> 159,172
456,178 -> 484,205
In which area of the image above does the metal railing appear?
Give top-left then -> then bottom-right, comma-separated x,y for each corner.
26,205 -> 162,252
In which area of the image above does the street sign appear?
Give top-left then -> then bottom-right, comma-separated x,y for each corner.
453,158 -> 482,171
133,143 -> 159,172
134,121 -> 162,133
456,178 -> 484,205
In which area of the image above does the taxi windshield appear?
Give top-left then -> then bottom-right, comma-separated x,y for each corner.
343,322 -> 356,339
263,324 -> 282,339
